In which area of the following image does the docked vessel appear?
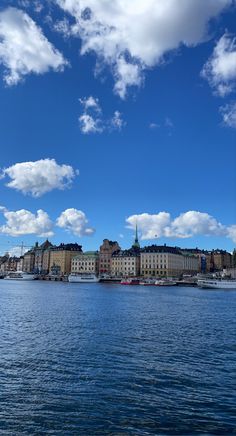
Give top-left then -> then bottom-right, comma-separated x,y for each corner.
197,279 -> 236,289
139,279 -> 156,286
68,273 -> 100,283
4,272 -> 36,281
120,278 -> 140,285
155,279 -> 177,286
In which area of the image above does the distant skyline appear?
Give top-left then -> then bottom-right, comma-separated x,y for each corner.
0,0 -> 236,254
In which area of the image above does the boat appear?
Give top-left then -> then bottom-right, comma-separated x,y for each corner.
120,278 -> 140,285
197,279 -> 236,289
155,279 -> 177,286
139,279 -> 156,286
68,273 -> 100,283
4,271 -> 36,281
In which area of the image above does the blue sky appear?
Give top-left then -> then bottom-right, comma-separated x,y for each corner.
0,0 -> 235,255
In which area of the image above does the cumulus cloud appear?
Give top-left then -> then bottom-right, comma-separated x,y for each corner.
0,206 -> 53,237
126,210 -> 235,242
0,7 -> 67,85
220,101 -> 236,128
56,208 -> 95,236
110,111 -> 126,131
202,33 -> 236,96
1,158 -> 78,197
79,113 -> 103,134
227,225 -> 236,243
79,96 -> 125,133
79,95 -> 101,113
55,0 -> 231,98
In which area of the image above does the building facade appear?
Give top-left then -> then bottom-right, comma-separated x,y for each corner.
140,245 -> 198,278
111,248 -> 140,277
49,243 -> 82,275
34,240 -> 53,274
212,250 -> 232,271
71,251 -> 99,274
99,239 -> 120,275
23,249 -> 35,273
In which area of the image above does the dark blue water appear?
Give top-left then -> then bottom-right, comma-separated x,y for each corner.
0,281 -> 235,435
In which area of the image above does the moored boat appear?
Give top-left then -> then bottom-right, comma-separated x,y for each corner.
197,279 -> 236,289
155,279 -> 177,286
120,278 -> 140,285
4,271 -> 36,281
68,273 -> 100,283
139,279 -> 156,286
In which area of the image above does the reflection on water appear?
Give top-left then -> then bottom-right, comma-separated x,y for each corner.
0,281 -> 235,435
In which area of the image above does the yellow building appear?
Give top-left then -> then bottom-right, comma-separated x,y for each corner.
111,249 -> 140,277
49,243 -> 82,275
140,245 -> 198,278
71,251 -> 99,274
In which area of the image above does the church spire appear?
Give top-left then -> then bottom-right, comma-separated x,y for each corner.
133,222 -> 140,249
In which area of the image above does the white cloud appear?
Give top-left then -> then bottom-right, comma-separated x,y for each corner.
149,123 -> 160,129
55,0 -> 232,97
126,210 -> 235,242
149,117 -> 173,130
0,7 -> 67,85
0,206 -> 53,237
170,211 -> 225,238
202,33 -> 236,96
56,208 -> 95,236
127,212 -> 171,240
220,101 -> 236,128
79,96 -> 101,113
79,96 -> 125,134
79,113 -> 103,133
1,158 -> 78,197
110,111 -> 126,131
227,225 -> 236,243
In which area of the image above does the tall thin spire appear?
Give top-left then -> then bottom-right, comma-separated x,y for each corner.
133,222 -> 140,249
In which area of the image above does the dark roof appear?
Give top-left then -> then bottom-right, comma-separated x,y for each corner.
112,248 -> 140,258
50,243 -> 82,252
141,245 -> 182,255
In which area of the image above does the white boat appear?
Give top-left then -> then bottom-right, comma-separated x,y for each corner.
139,279 -> 156,286
4,271 -> 36,281
197,279 -> 236,289
68,273 -> 100,283
155,279 -> 177,286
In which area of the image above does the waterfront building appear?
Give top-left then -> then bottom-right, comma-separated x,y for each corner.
140,245 -> 198,278
34,240 -> 53,274
181,248 -> 213,273
42,247 -> 52,275
99,239 -> 120,275
111,225 -> 141,277
182,253 -> 199,273
16,256 -> 24,271
232,249 -> 236,268
49,243 -> 82,275
211,249 -> 232,271
23,249 -> 35,273
111,248 -> 140,277
0,255 -> 20,273
71,251 -> 99,274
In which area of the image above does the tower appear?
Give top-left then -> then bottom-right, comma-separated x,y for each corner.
132,223 -> 140,249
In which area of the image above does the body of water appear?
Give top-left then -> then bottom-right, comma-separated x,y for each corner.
0,281 -> 235,435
